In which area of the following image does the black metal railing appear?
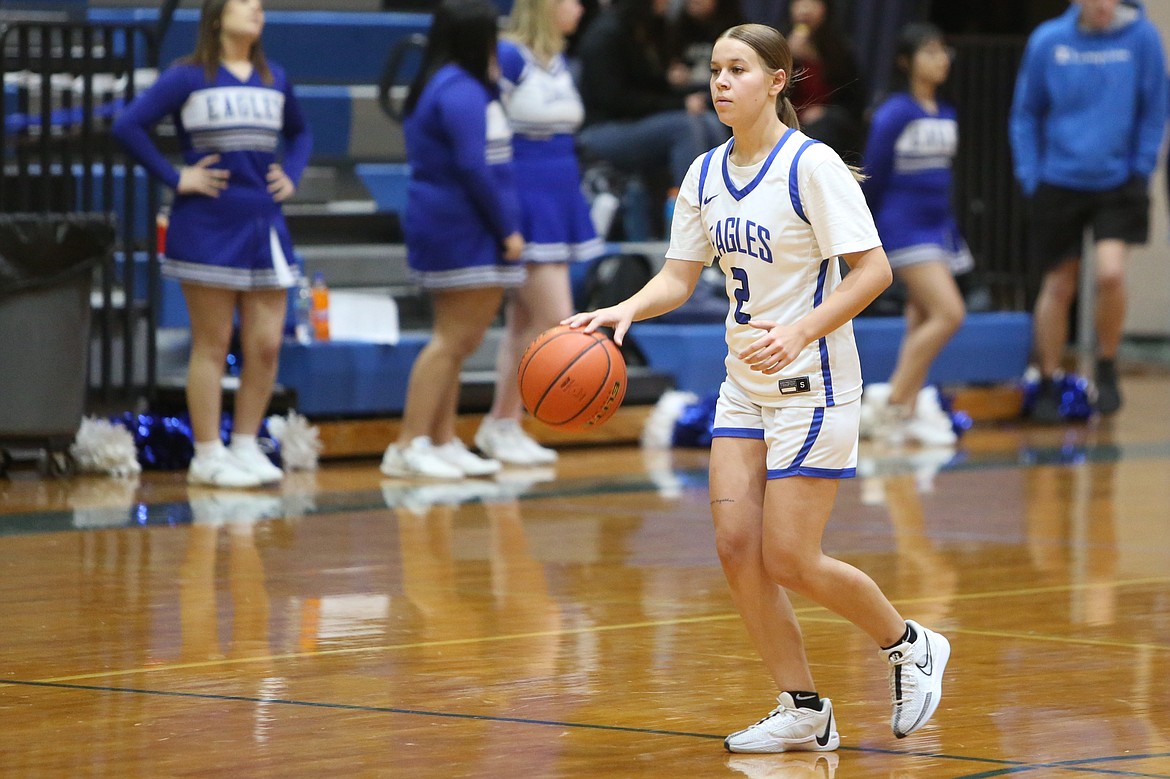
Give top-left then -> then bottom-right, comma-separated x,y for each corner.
1,19 -> 161,405
949,35 -> 1034,311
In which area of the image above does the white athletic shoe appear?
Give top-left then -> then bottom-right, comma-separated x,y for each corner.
724,693 -> 840,754
475,417 -> 558,466
435,438 -> 502,477
230,441 -> 284,484
904,387 -> 958,446
380,436 -> 463,480
859,383 -> 892,440
187,446 -> 263,489
882,620 -> 951,738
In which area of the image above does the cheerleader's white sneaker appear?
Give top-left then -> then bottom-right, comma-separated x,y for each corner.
229,441 -> 284,484
380,436 -> 462,480
188,447 -> 262,489
435,438 -> 501,477
475,417 -> 558,466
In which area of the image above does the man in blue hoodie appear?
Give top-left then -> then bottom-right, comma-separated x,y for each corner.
1010,0 -> 1167,423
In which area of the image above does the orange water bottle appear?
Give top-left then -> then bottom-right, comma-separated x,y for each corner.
310,271 -> 330,341
155,207 -> 169,256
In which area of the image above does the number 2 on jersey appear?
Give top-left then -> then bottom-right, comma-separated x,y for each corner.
731,266 -> 751,324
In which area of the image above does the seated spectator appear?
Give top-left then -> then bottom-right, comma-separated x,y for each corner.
783,0 -> 866,163
575,0 -> 729,236
663,0 -> 746,93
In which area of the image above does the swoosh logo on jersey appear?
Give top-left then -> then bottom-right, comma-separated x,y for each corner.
815,710 -> 834,747
702,193 -> 718,205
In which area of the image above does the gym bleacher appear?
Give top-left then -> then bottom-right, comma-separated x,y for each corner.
75,1 -> 1031,443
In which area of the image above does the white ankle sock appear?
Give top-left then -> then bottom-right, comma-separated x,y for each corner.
194,440 -> 225,459
231,434 -> 257,450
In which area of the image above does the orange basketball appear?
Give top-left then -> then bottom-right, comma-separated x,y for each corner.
518,325 -> 627,430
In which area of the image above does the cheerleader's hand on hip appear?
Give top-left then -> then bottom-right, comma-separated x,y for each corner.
562,302 -> 635,346
177,154 -> 229,197
502,232 -> 525,262
267,163 -> 296,202
741,319 -> 809,374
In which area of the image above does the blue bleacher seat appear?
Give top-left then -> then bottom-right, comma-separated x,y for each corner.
86,9 -> 432,85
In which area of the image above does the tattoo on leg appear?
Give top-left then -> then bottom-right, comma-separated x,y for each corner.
710,497 -> 736,506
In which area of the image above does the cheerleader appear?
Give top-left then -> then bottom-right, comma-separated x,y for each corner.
114,0 -> 311,488
860,23 -> 970,446
379,0 -> 526,480
474,0 -> 606,466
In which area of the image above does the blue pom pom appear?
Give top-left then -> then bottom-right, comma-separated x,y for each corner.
930,385 -> 971,438
672,392 -> 718,448
107,412 -> 282,471
1021,371 -> 1093,421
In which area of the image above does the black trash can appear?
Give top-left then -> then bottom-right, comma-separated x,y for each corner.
0,213 -> 115,473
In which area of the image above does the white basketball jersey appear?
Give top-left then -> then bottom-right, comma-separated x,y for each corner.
666,128 -> 882,408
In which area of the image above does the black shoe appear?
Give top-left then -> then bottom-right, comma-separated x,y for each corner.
1095,374 -> 1122,415
1029,379 -> 1064,424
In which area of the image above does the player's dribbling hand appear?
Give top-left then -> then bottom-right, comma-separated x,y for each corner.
562,303 -> 634,346
740,319 -> 808,374
267,163 -> 296,202
177,154 -> 229,197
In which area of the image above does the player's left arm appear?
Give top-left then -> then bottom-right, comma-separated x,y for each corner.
742,246 -> 890,373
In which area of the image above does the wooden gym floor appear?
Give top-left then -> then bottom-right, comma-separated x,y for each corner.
1,373 -> 1169,778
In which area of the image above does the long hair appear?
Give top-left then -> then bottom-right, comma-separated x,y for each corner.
405,0 -> 500,115
504,0 -> 564,64
185,0 -> 273,85
719,23 -> 865,179
718,23 -> 800,129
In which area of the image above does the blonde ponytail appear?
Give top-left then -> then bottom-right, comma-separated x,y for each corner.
777,93 -> 800,130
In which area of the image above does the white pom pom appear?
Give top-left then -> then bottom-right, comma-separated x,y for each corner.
641,390 -> 700,449
70,417 -> 142,477
266,411 -> 322,471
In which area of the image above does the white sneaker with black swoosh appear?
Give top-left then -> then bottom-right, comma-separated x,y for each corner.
882,619 -> 950,738
724,692 -> 839,753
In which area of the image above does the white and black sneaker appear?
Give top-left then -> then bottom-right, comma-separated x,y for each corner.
882,620 -> 950,738
724,692 -> 839,754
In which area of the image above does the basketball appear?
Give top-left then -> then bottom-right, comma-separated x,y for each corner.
518,325 -> 627,430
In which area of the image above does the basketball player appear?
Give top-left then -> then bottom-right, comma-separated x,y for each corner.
113,0 -> 309,488
564,24 -> 950,751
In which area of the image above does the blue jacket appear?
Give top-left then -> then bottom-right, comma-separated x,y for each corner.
1009,0 -> 1168,195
